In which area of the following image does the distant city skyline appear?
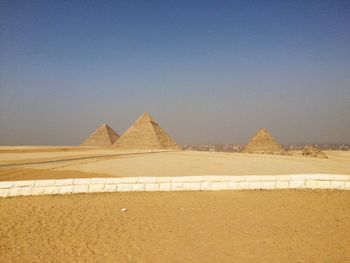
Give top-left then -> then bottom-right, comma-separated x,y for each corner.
1,1 -> 349,145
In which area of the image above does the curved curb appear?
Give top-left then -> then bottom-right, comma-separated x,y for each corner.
1,174 -> 349,198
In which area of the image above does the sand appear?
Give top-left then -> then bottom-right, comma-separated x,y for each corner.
1,148 -> 350,181
1,147 -> 349,261
0,147 -> 115,163
1,190 -> 349,262
0,168 -> 111,181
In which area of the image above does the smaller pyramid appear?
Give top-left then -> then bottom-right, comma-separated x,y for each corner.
81,124 -> 119,147
302,146 -> 327,158
113,112 -> 180,151
242,128 -> 287,155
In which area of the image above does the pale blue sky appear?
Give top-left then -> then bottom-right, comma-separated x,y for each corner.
0,1 -> 349,145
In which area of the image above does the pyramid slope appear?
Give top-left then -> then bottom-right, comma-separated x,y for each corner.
113,113 -> 180,150
242,128 -> 287,155
81,124 -> 119,147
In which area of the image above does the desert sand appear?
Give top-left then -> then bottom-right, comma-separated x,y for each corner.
1,147 -> 350,262
1,190 -> 350,262
0,147 -> 349,181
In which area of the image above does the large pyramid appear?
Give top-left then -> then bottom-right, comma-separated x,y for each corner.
242,128 -> 287,155
113,112 -> 180,151
81,124 -> 119,147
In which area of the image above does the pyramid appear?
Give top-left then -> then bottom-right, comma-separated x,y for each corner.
81,124 -> 119,147
113,112 -> 180,151
302,146 -> 327,158
242,128 -> 287,155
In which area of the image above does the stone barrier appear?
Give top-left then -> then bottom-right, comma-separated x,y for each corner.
0,174 -> 349,198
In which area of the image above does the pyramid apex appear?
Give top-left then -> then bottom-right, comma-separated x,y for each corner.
256,128 -> 273,136
135,112 -> 156,124
258,128 -> 268,132
142,112 -> 152,118
97,123 -> 111,130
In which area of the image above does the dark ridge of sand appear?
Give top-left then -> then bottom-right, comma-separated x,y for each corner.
0,168 -> 111,181
0,147 -> 86,153
1,190 -> 349,263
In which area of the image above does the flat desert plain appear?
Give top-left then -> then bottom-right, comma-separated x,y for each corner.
1,147 -> 350,262
0,146 -> 349,180
1,190 -> 350,262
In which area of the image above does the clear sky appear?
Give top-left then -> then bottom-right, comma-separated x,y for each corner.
0,0 -> 349,145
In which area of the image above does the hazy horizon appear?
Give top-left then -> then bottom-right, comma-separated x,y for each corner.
1,1 -> 349,146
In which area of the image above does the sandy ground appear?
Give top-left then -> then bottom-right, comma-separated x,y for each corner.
0,147 -> 115,163
0,168 -> 112,181
0,148 -> 349,181
56,150 -> 349,177
1,190 -> 349,263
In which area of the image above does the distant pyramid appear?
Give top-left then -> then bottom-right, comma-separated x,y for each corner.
113,112 -> 180,151
81,124 -> 119,147
242,128 -> 287,155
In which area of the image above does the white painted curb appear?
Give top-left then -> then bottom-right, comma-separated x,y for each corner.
1,174 -> 349,198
